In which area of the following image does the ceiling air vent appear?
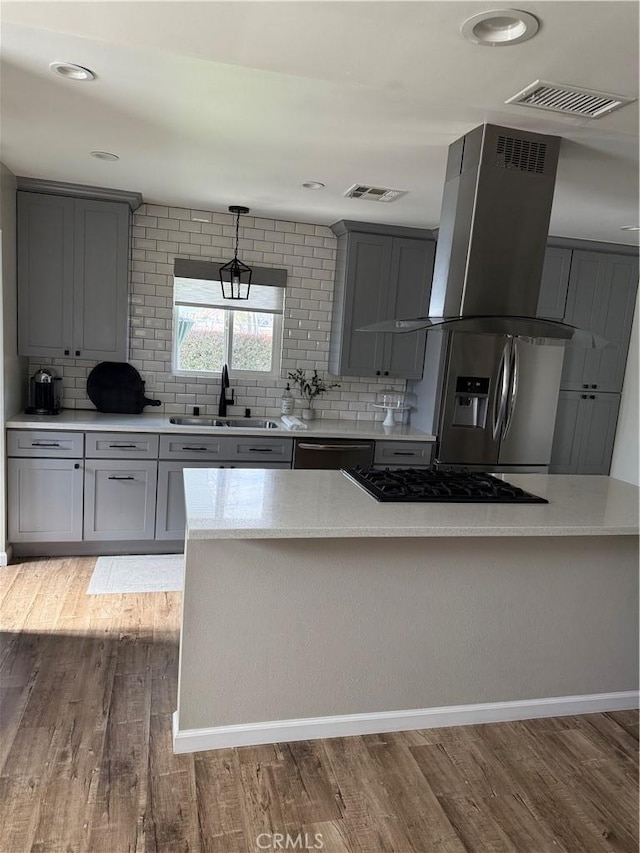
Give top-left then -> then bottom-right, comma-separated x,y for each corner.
344,184 -> 408,203
505,79 -> 635,118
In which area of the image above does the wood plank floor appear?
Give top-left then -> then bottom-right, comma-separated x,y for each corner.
1,557 -> 637,853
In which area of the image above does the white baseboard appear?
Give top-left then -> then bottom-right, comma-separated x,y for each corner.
0,546 -> 12,567
172,690 -> 639,754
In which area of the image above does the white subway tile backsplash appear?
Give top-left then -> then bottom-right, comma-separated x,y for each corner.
135,215 -> 158,227
33,202 -> 406,420
146,204 -> 169,218
169,207 -> 191,220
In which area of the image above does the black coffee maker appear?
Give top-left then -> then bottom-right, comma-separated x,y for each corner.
27,368 -> 62,415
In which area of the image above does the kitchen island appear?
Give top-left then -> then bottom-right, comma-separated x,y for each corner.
174,469 -> 639,753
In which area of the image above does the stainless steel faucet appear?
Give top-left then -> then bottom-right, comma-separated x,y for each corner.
218,363 -> 234,416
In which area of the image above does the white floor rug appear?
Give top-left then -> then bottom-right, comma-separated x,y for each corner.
87,554 -> 184,594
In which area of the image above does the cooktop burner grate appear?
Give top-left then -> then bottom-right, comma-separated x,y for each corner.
342,466 -> 548,504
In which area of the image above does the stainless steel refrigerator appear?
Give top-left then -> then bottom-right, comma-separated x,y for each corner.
433,333 -> 564,472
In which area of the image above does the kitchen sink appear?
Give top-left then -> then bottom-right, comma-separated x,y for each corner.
169,416 -> 279,429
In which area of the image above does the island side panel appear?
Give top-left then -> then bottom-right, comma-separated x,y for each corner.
177,535 -> 638,732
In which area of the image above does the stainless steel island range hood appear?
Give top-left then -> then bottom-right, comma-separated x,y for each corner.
364,122 -> 603,346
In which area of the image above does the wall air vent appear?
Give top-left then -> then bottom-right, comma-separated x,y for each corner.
505,79 -> 635,118
495,135 -> 547,174
344,184 -> 408,203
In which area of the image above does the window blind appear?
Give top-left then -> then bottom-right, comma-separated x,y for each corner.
174,278 -> 284,314
173,258 -> 286,315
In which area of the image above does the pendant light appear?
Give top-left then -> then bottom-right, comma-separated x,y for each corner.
219,205 -> 252,300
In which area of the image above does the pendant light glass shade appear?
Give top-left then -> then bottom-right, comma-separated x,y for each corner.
219,205 -> 252,300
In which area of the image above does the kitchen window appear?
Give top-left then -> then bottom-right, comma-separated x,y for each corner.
172,260 -> 286,378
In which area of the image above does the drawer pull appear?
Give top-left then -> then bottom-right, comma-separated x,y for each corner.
31,441 -> 61,447
182,446 -> 209,451
108,444 -> 139,449
248,447 -> 274,452
108,475 -> 136,481
392,451 -> 416,456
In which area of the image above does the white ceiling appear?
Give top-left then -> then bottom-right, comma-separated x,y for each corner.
1,1 -> 638,244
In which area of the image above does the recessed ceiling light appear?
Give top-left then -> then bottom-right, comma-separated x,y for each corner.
621,225 -> 640,232
90,151 -> 119,162
461,9 -> 539,46
49,61 -> 95,81
302,181 -> 325,190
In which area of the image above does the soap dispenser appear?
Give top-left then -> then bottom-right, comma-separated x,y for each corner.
280,383 -> 294,415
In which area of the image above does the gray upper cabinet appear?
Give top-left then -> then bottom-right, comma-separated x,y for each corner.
560,250 -> 638,392
329,221 -> 435,379
17,191 -> 130,360
537,246 -> 572,320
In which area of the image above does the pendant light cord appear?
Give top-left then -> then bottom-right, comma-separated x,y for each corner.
234,211 -> 240,261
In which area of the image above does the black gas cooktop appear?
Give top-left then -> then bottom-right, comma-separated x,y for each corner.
342,466 -> 548,504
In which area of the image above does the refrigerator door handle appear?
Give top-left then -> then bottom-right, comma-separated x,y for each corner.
492,341 -> 510,440
502,339 -> 520,440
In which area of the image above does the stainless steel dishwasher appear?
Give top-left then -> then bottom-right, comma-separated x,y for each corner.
292,438 -> 375,469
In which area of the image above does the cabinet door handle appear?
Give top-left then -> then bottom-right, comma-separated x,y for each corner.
109,444 -> 139,449
591,384 -> 598,389
376,371 -> 381,376
583,384 -> 589,389
581,394 -> 588,399
75,350 -> 81,357
64,349 -> 70,356
108,475 -> 135,480
384,371 -> 389,376
74,463 -> 81,469
182,446 -> 209,451
32,441 -> 60,447
589,395 -> 596,400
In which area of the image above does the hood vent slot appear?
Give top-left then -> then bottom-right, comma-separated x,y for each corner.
506,79 -> 634,118
344,184 -> 408,203
496,135 -> 547,174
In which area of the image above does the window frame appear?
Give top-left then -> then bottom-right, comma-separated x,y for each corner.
171,302 -> 284,380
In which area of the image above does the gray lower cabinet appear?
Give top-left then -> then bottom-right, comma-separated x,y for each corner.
8,457 -> 84,542
155,434 -> 293,540
550,391 -> 620,475
17,191 -> 130,360
155,460 -> 291,540
83,459 -> 158,541
374,441 -> 433,468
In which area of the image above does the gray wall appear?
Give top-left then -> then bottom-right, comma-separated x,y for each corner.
178,535 -> 639,730
1,162 -> 27,560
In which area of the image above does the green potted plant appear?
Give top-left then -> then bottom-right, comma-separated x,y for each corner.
287,369 -> 340,420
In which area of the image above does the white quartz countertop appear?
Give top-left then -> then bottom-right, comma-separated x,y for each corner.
6,410 -> 435,442
183,469 -> 639,539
